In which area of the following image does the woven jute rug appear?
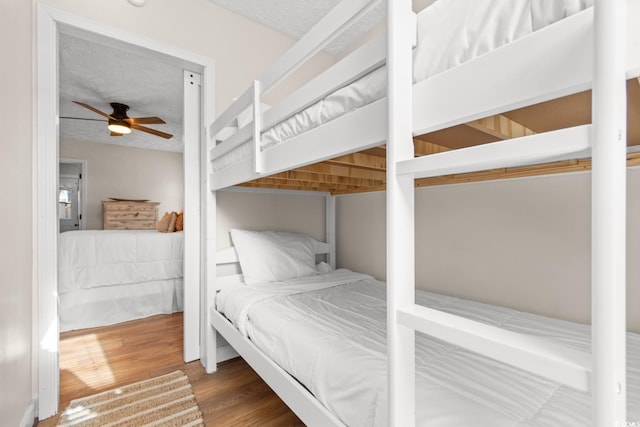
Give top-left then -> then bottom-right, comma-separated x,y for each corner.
57,370 -> 204,427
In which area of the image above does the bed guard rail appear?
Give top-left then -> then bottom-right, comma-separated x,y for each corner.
208,0 -> 390,178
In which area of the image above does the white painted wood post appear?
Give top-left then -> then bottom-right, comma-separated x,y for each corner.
253,80 -> 263,174
387,0 -> 416,425
183,70 -> 202,362
592,0 -> 627,425
326,195 -> 337,269
203,189 -> 218,372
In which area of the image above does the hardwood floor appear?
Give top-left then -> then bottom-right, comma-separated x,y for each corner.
37,313 -> 304,426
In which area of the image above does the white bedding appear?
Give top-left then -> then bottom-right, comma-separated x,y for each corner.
213,0 -> 593,171
58,229 -> 184,294
215,270 -> 640,426
59,278 -> 183,332
58,230 -> 184,331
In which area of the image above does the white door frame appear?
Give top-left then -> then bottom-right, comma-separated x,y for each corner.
35,4 -> 215,419
59,158 -> 87,231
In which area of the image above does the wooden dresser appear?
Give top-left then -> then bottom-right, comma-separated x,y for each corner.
102,200 -> 160,230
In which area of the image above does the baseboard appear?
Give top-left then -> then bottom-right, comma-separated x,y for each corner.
20,396 -> 37,427
217,344 -> 239,362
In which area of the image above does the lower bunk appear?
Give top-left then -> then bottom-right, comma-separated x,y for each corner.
210,233 -> 640,426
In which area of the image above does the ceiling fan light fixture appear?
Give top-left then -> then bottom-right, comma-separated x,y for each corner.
107,119 -> 132,134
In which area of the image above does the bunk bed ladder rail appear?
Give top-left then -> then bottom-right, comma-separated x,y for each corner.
591,0 -> 627,424
387,0 -> 627,426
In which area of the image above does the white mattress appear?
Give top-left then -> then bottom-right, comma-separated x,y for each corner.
215,270 -> 640,427
58,229 -> 184,294
212,0 -> 593,171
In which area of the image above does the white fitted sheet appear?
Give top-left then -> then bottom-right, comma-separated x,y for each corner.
215,270 -> 640,427
58,229 -> 184,294
212,0 -> 593,171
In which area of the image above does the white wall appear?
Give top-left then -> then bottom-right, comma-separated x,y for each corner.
60,139 -> 183,230
337,168 -> 640,332
0,0 -> 34,426
216,190 -> 326,249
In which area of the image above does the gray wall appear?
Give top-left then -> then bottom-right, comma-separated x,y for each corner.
216,190 -> 326,248
60,139 -> 184,230
337,168 -> 640,332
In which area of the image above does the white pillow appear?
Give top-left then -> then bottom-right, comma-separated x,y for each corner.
230,229 -> 318,285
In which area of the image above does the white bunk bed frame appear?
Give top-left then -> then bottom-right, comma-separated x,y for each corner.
205,1 -> 638,425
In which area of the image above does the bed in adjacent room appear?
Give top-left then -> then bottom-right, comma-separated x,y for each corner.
58,229 -> 184,331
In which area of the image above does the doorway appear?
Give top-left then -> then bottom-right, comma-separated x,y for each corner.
58,159 -> 86,232
36,5 -> 215,419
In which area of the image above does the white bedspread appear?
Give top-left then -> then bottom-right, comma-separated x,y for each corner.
213,0 -> 593,171
58,230 -> 184,294
216,270 -> 640,427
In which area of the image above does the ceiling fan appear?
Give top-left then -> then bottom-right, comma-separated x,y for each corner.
69,101 -> 173,139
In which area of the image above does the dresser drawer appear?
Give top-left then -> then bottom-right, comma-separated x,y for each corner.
102,200 -> 159,230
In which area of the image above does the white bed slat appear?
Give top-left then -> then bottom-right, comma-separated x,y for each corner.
210,159 -> 259,191
258,0 -> 382,95
216,246 -> 239,265
209,84 -> 254,138
397,125 -> 591,179
397,304 -> 592,391
211,122 -> 251,159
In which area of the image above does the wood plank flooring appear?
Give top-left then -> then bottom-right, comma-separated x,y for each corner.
37,313 -> 304,426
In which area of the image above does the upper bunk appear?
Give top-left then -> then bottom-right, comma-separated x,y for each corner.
208,0 -> 640,195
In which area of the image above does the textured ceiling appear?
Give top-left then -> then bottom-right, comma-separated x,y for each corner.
59,33 -> 184,152
209,0 -> 438,55
209,0 -> 385,55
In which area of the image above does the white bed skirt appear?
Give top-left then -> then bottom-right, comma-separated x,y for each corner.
59,278 -> 183,332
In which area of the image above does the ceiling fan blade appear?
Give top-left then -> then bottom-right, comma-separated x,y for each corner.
59,116 -> 106,122
72,101 -> 113,119
126,116 -> 166,125
131,123 -> 173,139
110,131 -> 124,137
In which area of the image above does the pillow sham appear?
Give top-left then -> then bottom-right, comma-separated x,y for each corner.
230,229 -> 318,285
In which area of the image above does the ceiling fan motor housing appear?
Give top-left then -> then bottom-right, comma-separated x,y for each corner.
110,102 -> 130,120
108,103 -> 132,134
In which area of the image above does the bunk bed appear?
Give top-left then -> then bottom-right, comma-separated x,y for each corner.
205,0 -> 640,425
